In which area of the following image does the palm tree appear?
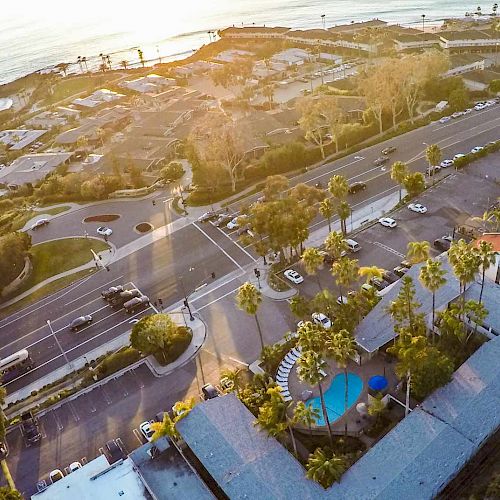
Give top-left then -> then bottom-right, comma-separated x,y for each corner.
391,161 -> 408,202
236,282 -> 264,352
138,48 -> 145,67
475,241 -> 496,305
419,259 -> 447,343
294,401 -> 320,436
151,412 -> 178,440
336,200 -> 351,235
172,398 -> 195,422
262,85 -> 275,110
324,231 -> 347,261
358,265 -> 384,284
331,257 -> 359,302
95,127 -> 105,147
82,56 -> 88,72
297,350 -> 333,447
99,63 -> 107,73
77,56 -> 83,73
328,174 -> 349,201
325,329 -> 357,435
301,247 -> 324,291
121,60 -> 129,70
406,240 -> 430,264
106,55 -> 112,70
319,198 -> 335,232
306,447 -> 346,488
220,368 -> 242,395
425,144 -> 441,185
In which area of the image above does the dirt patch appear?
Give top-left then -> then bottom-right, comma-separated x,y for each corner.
135,222 -> 153,233
84,214 -> 120,223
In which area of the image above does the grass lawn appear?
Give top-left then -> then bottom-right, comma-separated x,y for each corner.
4,238 -> 109,301
0,209 -> 35,235
0,269 -> 94,319
41,205 -> 71,216
44,74 -> 111,104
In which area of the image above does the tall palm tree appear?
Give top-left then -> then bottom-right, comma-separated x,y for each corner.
294,401 -> 320,436
297,351 -> 333,447
391,161 -> 408,202
331,257 -> 359,301
325,329 -> 357,435
82,56 -> 88,72
236,282 -> 264,352
425,144 -> 441,185
324,231 -> 347,261
475,240 -> 496,305
77,56 -> 83,73
121,60 -> 129,70
262,85 -> 275,110
301,247 -> 324,291
358,265 -> 384,284
336,200 -> 351,235
319,198 -> 335,232
172,398 -> 195,422
151,412 -> 178,440
419,259 -> 447,343
327,174 -> 349,201
306,447 -> 346,488
138,48 -> 145,67
406,240 -> 430,264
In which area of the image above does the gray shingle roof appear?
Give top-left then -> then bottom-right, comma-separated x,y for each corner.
176,393 -> 324,500
355,253 -> 462,353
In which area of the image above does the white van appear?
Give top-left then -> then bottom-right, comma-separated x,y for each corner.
346,239 -> 361,253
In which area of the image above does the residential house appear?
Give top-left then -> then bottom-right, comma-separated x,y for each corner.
72,89 -> 125,109
213,49 -> 255,63
271,48 -> 312,66
444,53 -> 486,77
26,110 -> 69,129
0,129 -> 47,151
120,74 -> 176,94
328,19 -> 388,34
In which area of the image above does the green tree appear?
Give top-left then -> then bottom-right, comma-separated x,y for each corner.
319,198 -> 335,232
236,282 -> 264,352
129,165 -> 144,189
425,144 -> 441,184
0,487 -> 23,500
262,84 -> 275,110
387,276 -> 424,333
358,265 -> 384,284
403,172 -> 426,197
0,232 -> 32,294
297,350 -> 333,447
490,79 -> 500,93
306,447 -> 346,488
301,247 -> 324,291
160,161 -> 184,182
321,96 -> 345,153
336,200 -> 351,236
419,259 -> 447,342
391,161 -> 408,202
151,412 -> 179,440
448,87 -> 469,112
331,257 -> 359,302
293,401 -> 320,436
262,174 -> 289,201
298,98 -> 327,159
325,329 -> 357,435
328,174 -> 349,202
367,395 -> 386,423
289,295 -> 311,320
324,231 -> 347,261
475,240 -> 496,305
406,240 -> 430,264
220,368 -> 243,395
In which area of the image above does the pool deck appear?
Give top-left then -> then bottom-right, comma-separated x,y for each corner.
288,353 -> 400,435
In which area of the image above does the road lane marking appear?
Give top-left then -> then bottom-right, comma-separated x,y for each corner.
196,285 -> 242,311
63,275 -> 125,306
212,226 -> 257,262
192,222 -> 245,271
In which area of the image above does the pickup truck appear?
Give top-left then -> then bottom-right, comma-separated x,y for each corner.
21,411 -> 41,444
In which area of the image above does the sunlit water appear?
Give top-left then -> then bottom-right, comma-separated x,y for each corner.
0,0 -> 479,84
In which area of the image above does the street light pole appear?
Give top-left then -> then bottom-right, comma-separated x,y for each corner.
421,14 -> 426,33
321,14 -> 326,30
47,320 -> 71,366
179,276 -> 194,321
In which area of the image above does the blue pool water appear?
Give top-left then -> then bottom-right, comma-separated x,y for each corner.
306,373 -> 363,425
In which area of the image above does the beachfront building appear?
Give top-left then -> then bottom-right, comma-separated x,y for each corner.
173,61 -> 223,78
120,74 -> 176,94
0,129 -> 47,151
439,29 -> 500,52
72,89 -> 125,109
444,53 -> 487,77
213,49 -> 255,63
393,33 -> 441,52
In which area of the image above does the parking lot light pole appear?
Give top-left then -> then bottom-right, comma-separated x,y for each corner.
47,320 -> 71,366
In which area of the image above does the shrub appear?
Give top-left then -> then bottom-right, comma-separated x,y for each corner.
91,347 -> 142,380
160,161 -> 184,182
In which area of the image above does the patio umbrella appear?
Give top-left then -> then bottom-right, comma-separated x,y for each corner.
368,375 -> 388,392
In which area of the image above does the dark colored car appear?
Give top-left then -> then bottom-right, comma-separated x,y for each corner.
393,265 -> 409,278
400,260 -> 413,269
374,156 -> 389,166
348,182 -> 367,194
381,146 -> 396,155
123,295 -> 149,313
201,383 -> 220,400
382,270 -> 399,284
106,440 -> 126,463
370,277 -> 388,291
318,250 -> 334,264
434,238 -> 452,251
214,214 -> 232,227
109,289 -> 141,308
155,411 -> 168,423
101,285 -> 124,300
21,412 -> 41,445
69,315 -> 93,331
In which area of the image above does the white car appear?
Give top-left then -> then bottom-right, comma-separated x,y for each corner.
485,100 -> 496,107
312,312 -> 332,329
97,226 -> 112,237
439,116 -> 451,124
451,111 -> 463,119
408,203 -> 427,214
69,462 -> 82,473
463,108 -> 473,114
470,146 -> 483,154
426,165 -> 441,175
31,218 -> 49,230
474,103 -> 486,111
336,295 -> 348,305
378,217 -> 397,228
440,159 -> 454,168
49,469 -> 64,483
139,421 -> 155,442
453,153 -> 465,160
284,269 -> 304,284
226,217 -> 240,230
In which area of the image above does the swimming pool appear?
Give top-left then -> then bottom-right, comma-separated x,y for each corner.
306,373 -> 363,425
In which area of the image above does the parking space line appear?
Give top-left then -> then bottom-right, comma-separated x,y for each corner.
372,241 -> 405,258
133,428 -> 144,445
129,368 -> 145,388
196,285 -> 242,312
67,401 -> 80,422
51,410 -> 63,432
114,377 -> 129,397
192,222 -> 245,271
100,386 -> 112,405
116,437 -> 127,454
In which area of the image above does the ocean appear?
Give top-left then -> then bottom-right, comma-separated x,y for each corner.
0,0 -> 479,85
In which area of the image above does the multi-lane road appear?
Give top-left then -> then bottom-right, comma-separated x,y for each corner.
1,103 -> 500,397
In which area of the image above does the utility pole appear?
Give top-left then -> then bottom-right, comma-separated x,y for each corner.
321,14 -> 326,30
179,276 -> 194,321
421,14 -> 426,33
47,320 -> 71,367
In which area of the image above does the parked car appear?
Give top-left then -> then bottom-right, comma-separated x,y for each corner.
451,111 -> 463,119
226,217 -> 240,230
453,153 -> 465,161
374,156 -> 389,166
434,237 -> 452,251
31,218 -> 49,230
360,283 -> 374,294
381,146 -> 396,155
97,226 -> 113,237
197,211 -> 218,223
69,462 -> 82,473
440,159 -> 454,168
312,312 -> 332,329
393,265 -> 409,277
426,165 -> 441,175
139,421 -> 155,442
284,269 -> 304,284
101,285 -> 124,300
463,108 -> 473,114
400,260 -> 413,269
408,203 -> 427,214
123,295 -> 149,313
439,116 -> 451,123
378,217 -> 397,228
470,146 -> 483,154
105,440 -> 125,463
348,182 -> 366,194
69,315 -> 93,331
382,270 -> 399,284
370,277 -> 388,291
201,383 -> 220,400
49,469 -> 64,484
21,411 -> 41,444
214,214 -> 232,227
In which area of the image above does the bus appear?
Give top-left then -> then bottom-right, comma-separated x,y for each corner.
0,349 -> 34,384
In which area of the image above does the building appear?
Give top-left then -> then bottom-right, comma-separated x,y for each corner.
444,53 -> 486,77
213,49 -> 255,63
72,89 -> 125,108
393,33 -> 441,52
271,48 -> 311,66
218,26 -> 291,39
0,129 -> 47,151
173,61 -> 223,78
318,53 -> 343,64
0,152 -> 72,187
461,69 -> 500,91
476,233 -> 500,284
439,29 -> 500,52
120,74 -> 176,94
26,110 -> 69,129
32,437 -> 213,500
328,19 -> 388,34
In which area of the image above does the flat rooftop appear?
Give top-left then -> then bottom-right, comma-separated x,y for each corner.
0,129 -> 47,150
